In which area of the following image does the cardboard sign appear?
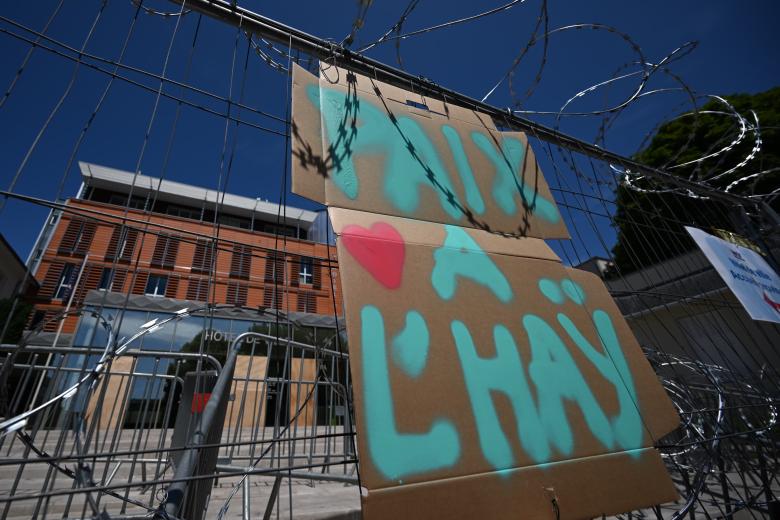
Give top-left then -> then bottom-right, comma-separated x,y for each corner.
331,209 -> 679,519
291,63 -> 680,519
291,63 -> 569,239
687,226 -> 780,324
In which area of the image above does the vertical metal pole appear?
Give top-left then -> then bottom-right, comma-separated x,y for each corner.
680,452 -> 696,520
758,443 -> 777,519
717,446 -> 732,518
157,333 -> 250,519
263,474 -> 283,520
242,474 -> 251,520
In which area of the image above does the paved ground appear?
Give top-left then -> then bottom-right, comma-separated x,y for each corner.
0,428 -> 776,519
209,476 -> 361,520
0,427 -> 361,520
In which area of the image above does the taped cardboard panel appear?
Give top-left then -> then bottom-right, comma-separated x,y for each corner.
292,63 -> 678,518
362,448 -> 678,520
291,62 -> 327,203
316,76 -> 565,238
316,65 -> 490,127
332,208 -> 679,495
291,65 -> 569,238
319,88 -> 481,230
319,63 -> 421,106
329,208 -> 560,262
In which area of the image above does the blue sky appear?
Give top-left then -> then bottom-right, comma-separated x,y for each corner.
1,0 -> 778,262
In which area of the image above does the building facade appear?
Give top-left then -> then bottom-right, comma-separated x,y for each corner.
10,162 -> 349,430
27,162 -> 343,335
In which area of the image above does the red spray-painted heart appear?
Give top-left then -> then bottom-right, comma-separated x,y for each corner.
341,222 -> 405,289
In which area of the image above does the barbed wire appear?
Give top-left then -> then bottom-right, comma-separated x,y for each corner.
0,1 -> 777,518
130,0 -> 191,18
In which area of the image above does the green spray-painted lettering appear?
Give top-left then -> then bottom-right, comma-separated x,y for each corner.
392,117 -> 462,219
538,278 -> 565,304
309,85 -> 461,219
471,132 -> 560,223
452,321 -> 549,469
441,125 -> 485,215
524,314 -> 614,454
307,85 -> 561,225
452,313 -> 643,469
391,310 -> 429,378
558,310 -> 642,452
431,225 -> 512,302
561,278 -> 586,304
361,305 -> 460,481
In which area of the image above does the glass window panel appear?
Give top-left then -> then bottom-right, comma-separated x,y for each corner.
145,275 -> 168,297
54,264 -> 76,300
141,312 -> 176,351
172,315 -> 207,352
73,308 -> 97,346
299,257 -> 313,285
115,310 -> 151,350
89,307 -> 122,348
98,268 -> 113,290
229,318 -> 265,356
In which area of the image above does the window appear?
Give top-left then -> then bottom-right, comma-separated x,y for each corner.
117,232 -> 131,259
145,275 -> 168,297
29,310 -> 46,330
95,267 -> 125,292
58,219 -> 96,256
227,282 -> 248,307
298,257 -> 313,285
230,244 -> 252,279
258,222 -> 297,237
191,240 -> 214,273
109,193 -> 146,210
297,291 -> 316,313
151,234 -> 180,269
54,264 -> 76,300
167,205 -> 201,220
187,278 -> 210,301
405,99 -> 430,111
219,214 -> 251,230
264,252 -> 285,283
105,226 -> 138,262
263,287 -> 282,310
98,268 -> 114,290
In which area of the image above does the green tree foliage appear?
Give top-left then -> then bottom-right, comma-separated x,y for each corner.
612,88 -> 780,273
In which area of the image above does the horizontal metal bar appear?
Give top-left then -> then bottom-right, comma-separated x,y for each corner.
170,0 -> 756,207
0,345 -> 223,371
3,329 -> 349,360
8,364 -> 185,381
216,464 -> 358,484
0,431 -> 355,467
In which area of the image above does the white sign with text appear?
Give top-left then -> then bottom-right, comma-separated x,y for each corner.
686,226 -> 780,324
